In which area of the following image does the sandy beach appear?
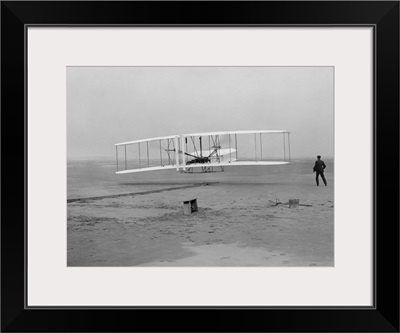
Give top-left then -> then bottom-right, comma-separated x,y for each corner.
67,159 -> 334,267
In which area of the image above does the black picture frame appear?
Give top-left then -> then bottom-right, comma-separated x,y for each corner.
2,1 -> 399,332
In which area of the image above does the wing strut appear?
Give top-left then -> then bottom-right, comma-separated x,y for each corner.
283,133 -> 286,162
254,133 -> 257,162
116,146 -> 118,172
125,145 -> 127,169
174,136 -> 179,171
147,141 -> 150,167
229,134 -> 231,163
235,134 -> 238,160
181,136 -> 186,172
138,143 -> 141,169
159,140 -> 162,166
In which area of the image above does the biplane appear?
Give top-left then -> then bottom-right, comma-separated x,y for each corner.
115,130 -> 291,174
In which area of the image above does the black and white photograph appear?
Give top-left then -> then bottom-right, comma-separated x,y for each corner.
67,66 -> 334,267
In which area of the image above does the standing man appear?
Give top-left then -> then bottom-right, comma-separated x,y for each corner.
313,155 -> 327,186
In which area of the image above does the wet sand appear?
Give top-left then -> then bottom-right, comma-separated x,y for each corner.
67,160 -> 334,267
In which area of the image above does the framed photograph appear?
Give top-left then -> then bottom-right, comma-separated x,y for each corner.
2,1 -> 399,332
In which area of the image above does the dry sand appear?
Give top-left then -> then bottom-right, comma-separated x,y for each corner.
67,164 -> 334,267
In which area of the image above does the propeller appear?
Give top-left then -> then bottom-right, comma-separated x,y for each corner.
208,145 -> 221,157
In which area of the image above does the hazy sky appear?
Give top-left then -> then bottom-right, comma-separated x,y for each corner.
67,67 -> 334,159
